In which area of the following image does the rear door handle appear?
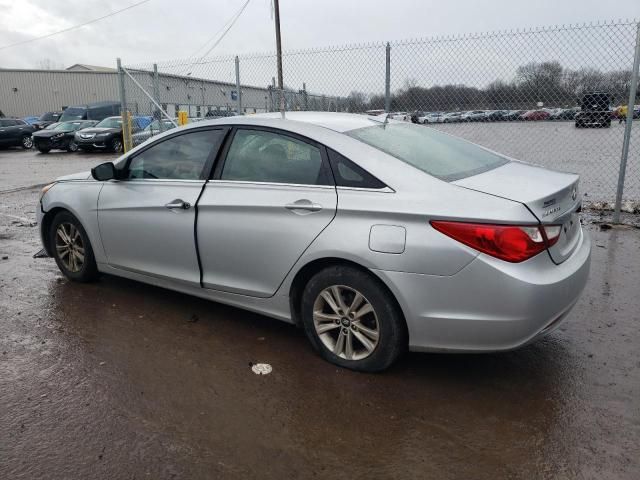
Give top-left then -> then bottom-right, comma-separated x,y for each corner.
285,199 -> 322,213
165,199 -> 191,210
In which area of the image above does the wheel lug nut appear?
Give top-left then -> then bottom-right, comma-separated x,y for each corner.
334,319 -> 340,324
342,328 -> 348,335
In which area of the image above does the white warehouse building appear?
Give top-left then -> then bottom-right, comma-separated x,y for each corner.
0,64 -> 305,118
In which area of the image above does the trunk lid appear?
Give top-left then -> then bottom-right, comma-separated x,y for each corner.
453,161 -> 581,264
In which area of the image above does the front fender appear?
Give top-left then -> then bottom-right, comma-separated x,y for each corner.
40,181 -> 107,264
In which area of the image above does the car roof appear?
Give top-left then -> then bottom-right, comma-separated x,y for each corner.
185,111 -> 380,133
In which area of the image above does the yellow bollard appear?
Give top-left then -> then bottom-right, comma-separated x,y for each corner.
178,110 -> 188,126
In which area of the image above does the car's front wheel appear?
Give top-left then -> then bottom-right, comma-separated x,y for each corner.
21,135 -> 33,149
67,140 -> 78,152
301,266 -> 407,372
36,146 -> 50,154
49,211 -> 99,282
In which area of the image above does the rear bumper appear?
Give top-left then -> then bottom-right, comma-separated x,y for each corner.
374,228 -> 591,352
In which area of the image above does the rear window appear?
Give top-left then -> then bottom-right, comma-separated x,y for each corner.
345,123 -> 508,181
60,107 -> 87,122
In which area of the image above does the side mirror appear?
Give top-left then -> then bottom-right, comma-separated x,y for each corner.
91,162 -> 117,181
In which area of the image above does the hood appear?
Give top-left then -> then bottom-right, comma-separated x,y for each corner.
55,171 -> 93,182
33,130 -> 69,138
77,127 -> 120,135
454,161 -> 581,264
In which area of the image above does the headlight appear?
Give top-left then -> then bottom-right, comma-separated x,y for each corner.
40,183 -> 56,200
96,133 -> 109,137
53,133 -> 65,138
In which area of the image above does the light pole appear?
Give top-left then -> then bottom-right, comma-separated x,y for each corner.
273,0 -> 285,118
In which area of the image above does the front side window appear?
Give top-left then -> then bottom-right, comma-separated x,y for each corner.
127,129 -> 224,180
221,129 -> 330,185
346,123 -> 509,181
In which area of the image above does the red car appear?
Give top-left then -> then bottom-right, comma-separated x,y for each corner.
521,109 -> 551,121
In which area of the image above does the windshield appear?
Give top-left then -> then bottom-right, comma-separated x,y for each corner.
346,123 -> 509,181
51,122 -> 80,132
44,123 -> 60,130
96,117 -> 122,129
39,112 -> 57,121
60,107 -> 86,121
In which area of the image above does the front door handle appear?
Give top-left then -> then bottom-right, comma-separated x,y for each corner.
165,199 -> 191,210
285,199 -> 323,213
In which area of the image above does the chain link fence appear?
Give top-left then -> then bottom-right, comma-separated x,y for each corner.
1,20 -> 637,211
119,20 -> 640,212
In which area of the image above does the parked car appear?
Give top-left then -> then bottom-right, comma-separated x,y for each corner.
422,112 -> 445,124
74,116 -> 144,153
37,112 -> 590,372
131,118 -> 179,146
32,120 -> 98,153
0,118 -> 34,149
22,116 -> 40,125
504,110 -> 526,121
550,107 -> 579,120
59,101 -> 121,123
32,111 -> 63,130
461,110 -> 486,122
575,92 -> 611,128
521,109 -> 551,121
484,110 -> 508,122
442,112 -> 463,123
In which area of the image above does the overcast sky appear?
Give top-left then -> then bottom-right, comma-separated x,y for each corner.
0,0 -> 639,70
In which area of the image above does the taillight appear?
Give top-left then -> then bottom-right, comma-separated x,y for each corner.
430,221 -> 561,263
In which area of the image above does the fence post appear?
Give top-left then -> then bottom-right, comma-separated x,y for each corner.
303,82 -> 308,111
385,42 -> 391,113
614,22 -> 640,223
152,63 -> 164,133
235,56 -> 242,115
116,58 -> 131,153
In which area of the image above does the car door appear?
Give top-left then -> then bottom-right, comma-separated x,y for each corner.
97,127 -> 227,285
197,127 -> 337,298
0,119 -> 19,145
0,119 -> 11,145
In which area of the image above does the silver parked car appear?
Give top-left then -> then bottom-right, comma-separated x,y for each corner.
37,112 -> 590,371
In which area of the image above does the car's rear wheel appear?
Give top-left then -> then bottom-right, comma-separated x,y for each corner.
49,211 -> 99,282
111,138 -> 123,153
67,140 -> 78,152
21,135 -> 33,149
301,266 -> 406,372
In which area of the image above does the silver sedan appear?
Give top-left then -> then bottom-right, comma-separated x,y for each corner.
37,112 -> 591,372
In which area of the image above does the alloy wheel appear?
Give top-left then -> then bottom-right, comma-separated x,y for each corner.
68,140 -> 78,152
112,139 -> 123,153
55,222 -> 85,273
313,285 -> 380,361
22,136 -> 33,149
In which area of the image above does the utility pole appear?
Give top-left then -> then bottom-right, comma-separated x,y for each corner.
273,0 -> 285,118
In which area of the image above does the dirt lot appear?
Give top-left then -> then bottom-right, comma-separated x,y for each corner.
1,147 -> 639,479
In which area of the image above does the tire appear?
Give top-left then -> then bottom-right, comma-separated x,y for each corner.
79,146 -> 93,153
21,135 -> 33,149
49,211 -> 99,282
37,146 -> 50,154
67,140 -> 78,152
301,265 -> 407,372
111,137 -> 123,153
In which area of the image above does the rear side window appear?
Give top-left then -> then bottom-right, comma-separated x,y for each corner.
327,149 -> 386,189
221,129 -> 332,186
346,123 -> 508,181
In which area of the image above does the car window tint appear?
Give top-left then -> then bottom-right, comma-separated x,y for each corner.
327,149 -> 386,189
3,120 -> 17,126
221,129 -> 330,185
127,129 -> 224,180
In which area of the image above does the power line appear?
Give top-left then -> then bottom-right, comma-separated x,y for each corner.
179,0 -> 251,76
0,0 -> 153,51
